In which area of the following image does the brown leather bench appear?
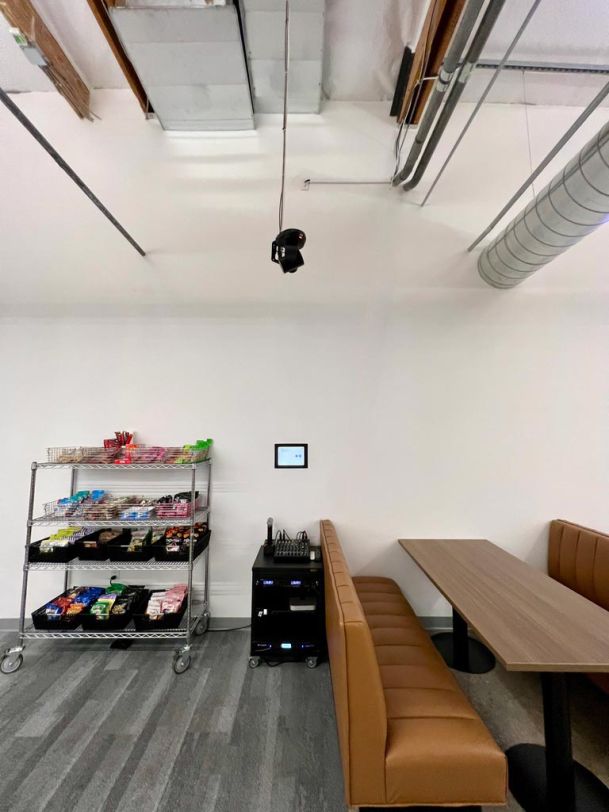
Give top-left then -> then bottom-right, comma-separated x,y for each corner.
321,519 -> 507,809
549,518 -> 609,695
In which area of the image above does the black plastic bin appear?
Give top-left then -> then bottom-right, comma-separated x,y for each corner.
76,529 -> 129,561
133,591 -> 188,631
81,587 -> 148,631
153,529 -> 211,562
28,538 -> 77,564
107,535 -> 153,562
31,587 -> 104,631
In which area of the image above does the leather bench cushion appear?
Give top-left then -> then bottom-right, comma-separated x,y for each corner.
549,519 -> 609,697
324,523 -> 507,807
370,626 -> 431,646
321,521 -> 388,805
385,717 -> 508,806
549,519 -> 609,611
358,597 -> 415,616
353,576 -> 404,593
354,574 -> 507,807
384,686 -> 480,720
365,614 -> 424,629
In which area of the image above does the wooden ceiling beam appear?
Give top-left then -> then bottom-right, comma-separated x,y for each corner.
86,0 -> 151,115
398,0 -> 466,125
0,0 -> 91,118
411,0 -> 467,123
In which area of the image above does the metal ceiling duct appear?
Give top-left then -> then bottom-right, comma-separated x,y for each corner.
478,121 -> 609,288
108,0 -> 253,131
241,0 -> 325,114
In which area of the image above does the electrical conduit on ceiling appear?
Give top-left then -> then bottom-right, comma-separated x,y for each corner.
392,0 -> 485,186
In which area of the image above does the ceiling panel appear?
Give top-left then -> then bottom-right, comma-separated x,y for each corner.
109,2 -> 253,130
241,0 -> 325,114
2,0 -> 609,108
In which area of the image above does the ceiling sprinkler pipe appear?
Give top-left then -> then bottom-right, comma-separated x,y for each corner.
398,0 -> 508,192
478,120 -> 609,288
391,0 -> 485,186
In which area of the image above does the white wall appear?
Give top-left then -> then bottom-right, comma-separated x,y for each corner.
1,90 -> 609,619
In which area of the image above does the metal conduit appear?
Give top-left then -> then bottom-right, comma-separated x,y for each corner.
396,0 -> 508,191
478,120 -> 609,288
391,0 -> 485,186
421,0 -> 543,206
0,87 -> 146,257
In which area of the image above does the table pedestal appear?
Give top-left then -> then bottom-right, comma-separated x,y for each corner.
507,674 -> 609,812
432,608 -> 495,674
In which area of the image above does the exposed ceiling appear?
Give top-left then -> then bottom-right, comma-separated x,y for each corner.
108,2 -> 254,129
0,0 -> 608,106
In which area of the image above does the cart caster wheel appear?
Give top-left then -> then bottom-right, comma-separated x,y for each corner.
195,612 -> 210,636
1,653 -> 23,675
248,657 -> 261,669
173,653 -> 191,675
305,657 -> 318,669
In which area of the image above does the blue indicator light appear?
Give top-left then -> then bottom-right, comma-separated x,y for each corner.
290,579 -> 302,587
280,643 -> 292,650
262,579 -> 274,586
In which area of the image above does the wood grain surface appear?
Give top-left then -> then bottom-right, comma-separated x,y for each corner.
399,538 -> 609,672
0,0 -> 90,118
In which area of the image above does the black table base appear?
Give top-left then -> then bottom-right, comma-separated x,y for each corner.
507,744 -> 609,812
432,608 -> 496,674
508,673 -> 609,812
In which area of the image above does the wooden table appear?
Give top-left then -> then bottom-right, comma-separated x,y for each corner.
399,538 -> 609,812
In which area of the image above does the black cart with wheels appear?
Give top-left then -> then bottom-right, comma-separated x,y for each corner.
249,545 -> 325,669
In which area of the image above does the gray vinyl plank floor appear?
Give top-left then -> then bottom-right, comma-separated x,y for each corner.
1,630 -> 608,812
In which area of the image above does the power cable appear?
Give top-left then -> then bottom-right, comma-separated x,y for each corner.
278,0 -> 290,232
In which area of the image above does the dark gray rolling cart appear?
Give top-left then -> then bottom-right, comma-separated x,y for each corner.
249,545 -> 326,669
1,448 -> 212,676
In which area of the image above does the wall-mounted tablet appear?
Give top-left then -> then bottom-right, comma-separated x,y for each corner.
275,444 -> 308,469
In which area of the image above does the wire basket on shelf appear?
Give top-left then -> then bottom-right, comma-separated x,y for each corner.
163,447 -> 210,464
46,447 -> 120,464
113,446 -> 167,465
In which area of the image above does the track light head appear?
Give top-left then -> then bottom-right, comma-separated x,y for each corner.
271,228 -> 306,273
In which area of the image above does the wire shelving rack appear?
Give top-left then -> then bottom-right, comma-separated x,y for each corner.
1,455 -> 212,676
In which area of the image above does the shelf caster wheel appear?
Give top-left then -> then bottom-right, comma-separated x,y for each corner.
248,657 -> 261,669
305,657 -> 318,669
195,612 -> 210,636
173,653 -> 191,675
1,653 -> 23,675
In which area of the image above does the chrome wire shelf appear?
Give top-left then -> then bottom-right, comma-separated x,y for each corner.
22,608 -> 206,640
1,454 -> 213,676
28,560 -> 193,571
22,619 -> 202,640
23,628 -> 189,640
29,508 -> 209,529
37,461 -> 212,470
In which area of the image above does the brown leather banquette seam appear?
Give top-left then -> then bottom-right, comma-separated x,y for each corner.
549,519 -> 609,694
321,519 -> 508,808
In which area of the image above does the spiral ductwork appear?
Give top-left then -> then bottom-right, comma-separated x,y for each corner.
478,121 -> 609,288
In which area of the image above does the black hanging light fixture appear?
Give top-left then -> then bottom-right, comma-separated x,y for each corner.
271,0 -> 306,274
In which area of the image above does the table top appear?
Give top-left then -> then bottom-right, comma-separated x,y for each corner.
399,538 -> 609,673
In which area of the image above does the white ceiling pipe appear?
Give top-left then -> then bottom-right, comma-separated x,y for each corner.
478,121 -> 609,288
